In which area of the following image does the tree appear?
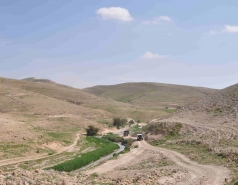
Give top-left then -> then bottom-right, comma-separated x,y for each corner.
113,117 -> 127,129
86,125 -> 99,136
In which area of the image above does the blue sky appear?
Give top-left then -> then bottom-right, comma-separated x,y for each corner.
1,0 -> 238,89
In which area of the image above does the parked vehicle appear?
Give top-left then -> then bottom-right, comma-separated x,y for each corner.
123,130 -> 129,136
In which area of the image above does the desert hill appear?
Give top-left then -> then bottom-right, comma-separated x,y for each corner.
84,82 -> 217,109
0,77 -> 170,121
0,77 -> 115,163
146,82 -> 238,171
172,82 -> 238,124
23,77 -> 56,84
0,76 -> 177,170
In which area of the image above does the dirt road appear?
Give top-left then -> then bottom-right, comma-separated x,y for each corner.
0,134 -> 80,167
86,140 -> 230,185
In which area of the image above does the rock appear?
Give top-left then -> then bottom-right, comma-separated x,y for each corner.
22,172 -> 29,178
24,181 -> 29,185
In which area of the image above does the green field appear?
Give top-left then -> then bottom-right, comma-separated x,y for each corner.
50,137 -> 119,172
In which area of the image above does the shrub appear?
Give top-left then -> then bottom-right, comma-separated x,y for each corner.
113,117 -> 127,129
129,120 -> 134,124
102,133 -> 124,142
86,125 -> 99,136
121,138 -> 133,146
143,122 -> 182,136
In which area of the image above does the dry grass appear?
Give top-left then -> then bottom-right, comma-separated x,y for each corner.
84,82 -> 217,109
0,77 -> 169,161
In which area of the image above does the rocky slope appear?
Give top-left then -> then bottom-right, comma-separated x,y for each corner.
174,82 -> 238,124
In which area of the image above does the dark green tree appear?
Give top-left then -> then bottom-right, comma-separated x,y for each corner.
113,117 -> 127,129
86,125 -> 99,136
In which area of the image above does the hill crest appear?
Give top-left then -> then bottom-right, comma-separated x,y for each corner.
84,82 -> 218,109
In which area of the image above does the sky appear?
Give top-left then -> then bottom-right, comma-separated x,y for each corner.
1,0 -> 238,89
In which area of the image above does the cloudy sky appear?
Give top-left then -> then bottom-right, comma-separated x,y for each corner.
1,0 -> 238,89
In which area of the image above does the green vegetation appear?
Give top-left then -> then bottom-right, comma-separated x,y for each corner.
120,138 -> 134,153
102,133 -> 123,142
151,138 -> 229,166
113,117 -> 127,129
50,137 -> 119,172
143,122 -> 182,136
163,109 -> 177,113
129,125 -> 142,133
86,125 -> 99,136
0,144 -> 31,159
46,132 -> 72,144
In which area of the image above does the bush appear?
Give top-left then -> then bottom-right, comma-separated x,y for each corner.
129,120 -> 134,124
86,125 -> 99,136
121,138 -> 133,146
143,122 -> 182,136
113,117 -> 127,129
102,133 -> 124,142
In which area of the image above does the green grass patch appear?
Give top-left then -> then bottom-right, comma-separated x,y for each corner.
97,119 -> 112,127
49,137 -> 119,172
152,141 -> 228,166
46,132 -> 72,144
0,144 -> 40,159
163,109 -> 177,113
129,125 -> 142,133
102,133 -> 124,142
143,122 -> 182,136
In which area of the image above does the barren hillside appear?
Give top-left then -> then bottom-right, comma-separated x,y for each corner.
0,77 -> 113,162
145,82 -> 238,182
0,77 -> 156,123
84,82 -> 217,109
173,82 -> 238,124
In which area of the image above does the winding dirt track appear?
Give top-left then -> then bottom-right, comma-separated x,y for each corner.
86,140 -> 230,185
0,134 -> 80,167
140,141 -> 230,185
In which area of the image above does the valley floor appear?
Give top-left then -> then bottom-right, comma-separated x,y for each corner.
0,139 -> 231,185
85,140 -> 230,185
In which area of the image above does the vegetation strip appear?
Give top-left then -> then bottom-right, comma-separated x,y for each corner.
50,137 -> 119,172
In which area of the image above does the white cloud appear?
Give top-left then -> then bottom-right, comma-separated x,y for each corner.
96,7 -> 133,22
157,16 -> 172,22
141,52 -> 167,60
143,16 -> 172,25
223,25 -> 238,33
210,25 -> 238,35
